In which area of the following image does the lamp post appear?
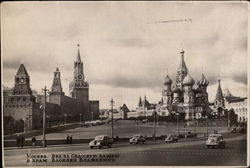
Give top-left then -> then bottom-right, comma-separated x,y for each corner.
110,98 -> 115,139
64,113 -> 67,124
153,110 -> 156,139
176,112 -> 180,137
227,110 -> 230,130
205,115 -> 208,137
192,112 -> 196,134
42,86 -> 48,148
91,112 -> 94,121
80,113 -> 82,123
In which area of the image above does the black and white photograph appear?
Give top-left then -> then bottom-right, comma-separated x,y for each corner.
1,1 -> 249,167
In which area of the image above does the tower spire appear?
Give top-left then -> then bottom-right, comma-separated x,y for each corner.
214,79 -> 225,108
76,44 -> 81,62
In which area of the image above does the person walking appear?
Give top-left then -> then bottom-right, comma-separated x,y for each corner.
69,136 -> 73,144
32,137 -> 36,147
16,134 -> 20,147
66,135 -> 70,144
20,135 -> 25,147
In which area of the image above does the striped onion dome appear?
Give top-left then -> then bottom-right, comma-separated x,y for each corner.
197,74 -> 209,86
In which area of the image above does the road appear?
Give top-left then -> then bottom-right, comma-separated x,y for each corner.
3,134 -> 247,166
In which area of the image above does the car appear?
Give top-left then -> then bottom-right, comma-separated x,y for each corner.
165,134 -> 178,143
185,132 -> 197,138
89,135 -> 113,149
129,135 -> 146,144
206,134 -> 226,149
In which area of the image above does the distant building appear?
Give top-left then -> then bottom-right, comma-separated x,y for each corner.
119,104 -> 130,119
136,96 -> 156,117
224,89 -> 248,123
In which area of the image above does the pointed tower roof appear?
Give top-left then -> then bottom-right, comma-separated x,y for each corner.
56,67 -> 59,71
178,49 -> 188,73
215,80 -> 224,101
16,64 -> 29,76
76,44 -> 81,62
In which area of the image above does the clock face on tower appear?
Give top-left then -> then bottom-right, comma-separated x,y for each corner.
78,74 -> 82,79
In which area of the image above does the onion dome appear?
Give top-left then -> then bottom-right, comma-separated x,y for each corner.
172,85 -> 181,93
164,75 -> 172,85
197,73 -> 209,86
183,73 -> 195,85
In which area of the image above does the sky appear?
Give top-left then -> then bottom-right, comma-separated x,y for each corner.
2,1 -> 248,110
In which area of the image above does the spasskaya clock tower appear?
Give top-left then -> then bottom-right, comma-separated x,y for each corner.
69,44 -> 89,114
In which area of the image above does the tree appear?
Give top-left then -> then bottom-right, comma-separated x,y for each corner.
228,108 -> 238,126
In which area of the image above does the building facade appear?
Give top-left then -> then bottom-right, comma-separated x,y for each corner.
3,64 -> 46,132
3,45 -> 100,133
48,44 -> 99,121
224,89 -> 248,123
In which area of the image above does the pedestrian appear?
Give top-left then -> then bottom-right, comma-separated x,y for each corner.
66,135 -> 70,144
21,135 -> 25,147
69,136 -> 73,144
32,137 -> 36,147
16,134 -> 20,147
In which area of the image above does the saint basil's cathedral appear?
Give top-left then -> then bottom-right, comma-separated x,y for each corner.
160,50 -> 211,120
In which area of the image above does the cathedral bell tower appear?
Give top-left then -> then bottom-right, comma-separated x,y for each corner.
176,50 -> 188,90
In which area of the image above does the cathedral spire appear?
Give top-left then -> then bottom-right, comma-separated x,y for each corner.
138,96 -> 142,106
179,49 -> 187,73
176,49 -> 188,89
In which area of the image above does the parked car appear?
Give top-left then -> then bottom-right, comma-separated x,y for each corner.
185,132 -> 197,138
129,135 -> 146,144
142,119 -> 148,123
231,126 -> 245,133
165,134 -> 178,143
206,134 -> 226,149
89,135 -> 113,149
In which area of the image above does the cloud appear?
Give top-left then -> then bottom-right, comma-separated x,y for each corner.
2,2 -> 248,109
108,38 -> 155,48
